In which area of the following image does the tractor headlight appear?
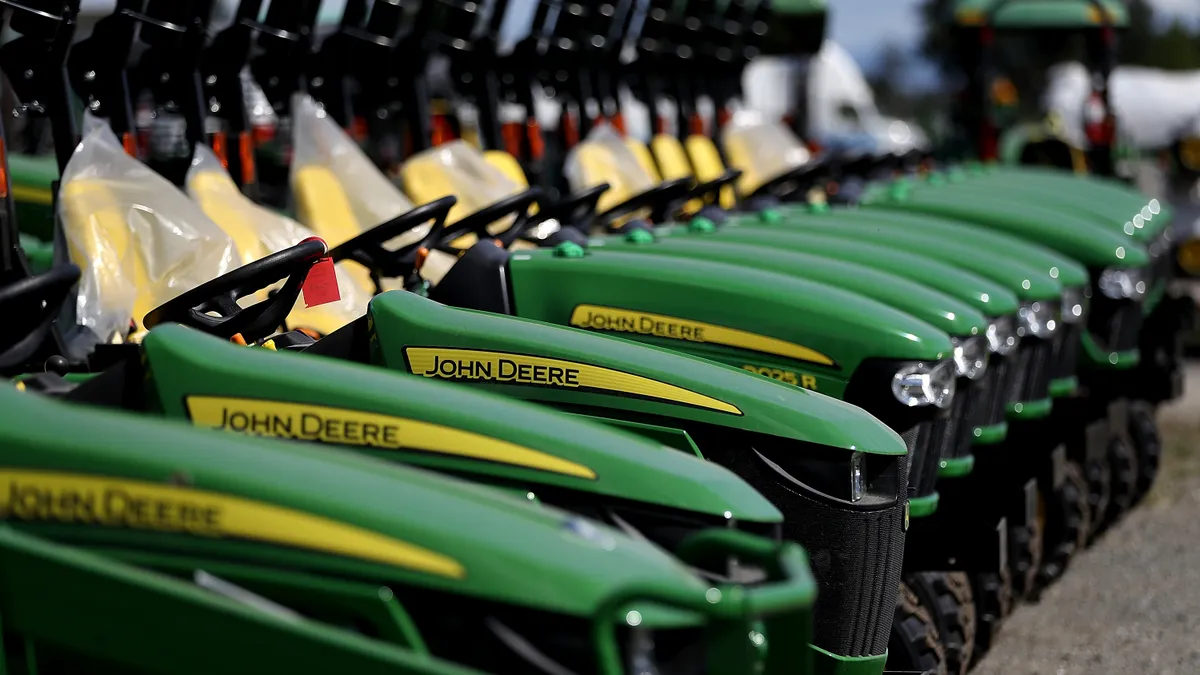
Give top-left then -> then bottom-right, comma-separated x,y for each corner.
985,315 -> 1020,355
891,360 -> 956,409
951,336 -> 989,380
1061,287 -> 1087,324
1017,301 -> 1058,339
1097,267 -> 1147,301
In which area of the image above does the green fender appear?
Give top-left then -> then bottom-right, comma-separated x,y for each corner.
140,325 -> 783,525
605,225 -> 1020,319
983,166 -> 1172,235
791,209 -> 1091,291
0,384 -> 709,619
862,184 -> 1148,270
504,250 -> 953,399
707,214 -> 1065,303
586,234 -> 991,339
367,291 -> 908,457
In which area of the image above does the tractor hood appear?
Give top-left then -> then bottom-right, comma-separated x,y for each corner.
0,385 -> 708,618
675,226 -> 1020,317
591,233 -> 990,338
812,209 -> 1092,289
501,249 -> 952,400
367,291 -> 908,457
720,215 -> 1065,302
982,167 -> 1170,240
141,326 -> 782,524
864,183 -> 1149,269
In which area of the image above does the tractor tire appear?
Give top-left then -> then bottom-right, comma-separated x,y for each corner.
905,572 -> 975,675
1037,459 -> 1092,589
1103,435 -> 1139,529
1128,402 -> 1162,501
1008,513 -> 1042,601
887,581 -> 948,675
968,570 -> 1011,665
1081,448 -> 1112,542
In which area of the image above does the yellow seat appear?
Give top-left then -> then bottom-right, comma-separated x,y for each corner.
190,167 -> 370,336
684,135 -> 737,209
721,118 -> 813,196
60,180 -> 156,336
293,165 -> 370,249
648,134 -> 705,215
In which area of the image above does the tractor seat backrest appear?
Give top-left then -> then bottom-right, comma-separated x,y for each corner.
721,115 -> 813,196
566,130 -> 661,215
648,134 -> 705,215
684,135 -> 737,210
59,180 -> 156,337
189,164 -> 371,336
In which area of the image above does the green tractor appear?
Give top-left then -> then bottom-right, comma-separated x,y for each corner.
0,382 -> 821,675
0,2 -> 925,673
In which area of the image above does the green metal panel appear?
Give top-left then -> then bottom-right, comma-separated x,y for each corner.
0,385 -> 706,617
506,250 -> 952,399
142,325 -> 784,523
954,0 -> 1129,27
588,234 -> 991,339
367,291 -> 909,456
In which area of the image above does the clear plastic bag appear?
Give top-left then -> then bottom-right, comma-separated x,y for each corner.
58,118 -> 240,340
402,139 -> 523,226
291,94 -> 414,238
564,124 -> 658,214
720,111 -> 813,196
186,144 -> 371,335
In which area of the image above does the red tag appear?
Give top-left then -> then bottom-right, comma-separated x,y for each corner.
299,237 -> 340,308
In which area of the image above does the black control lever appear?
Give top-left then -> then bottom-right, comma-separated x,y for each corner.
326,196 -> 457,292
142,239 -> 326,342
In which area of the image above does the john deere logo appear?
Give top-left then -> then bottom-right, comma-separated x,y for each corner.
404,347 -> 743,415
0,468 -> 464,578
569,305 -> 836,367
186,396 -> 598,479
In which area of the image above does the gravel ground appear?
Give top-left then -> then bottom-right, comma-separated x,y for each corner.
972,363 -> 1200,675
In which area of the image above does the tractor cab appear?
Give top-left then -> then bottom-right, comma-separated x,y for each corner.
950,0 -> 1128,177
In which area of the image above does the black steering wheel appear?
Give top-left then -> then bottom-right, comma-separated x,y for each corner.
592,177 -> 692,230
326,196 -> 457,292
0,262 -> 80,372
748,155 -> 839,201
142,238 -> 327,342
434,188 -> 543,251
682,169 -> 742,205
525,183 -> 610,233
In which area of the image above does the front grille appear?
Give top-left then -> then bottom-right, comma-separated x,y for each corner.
1051,324 -> 1081,381
1005,345 -> 1031,403
976,357 -> 1011,427
1088,298 -> 1143,353
952,381 -> 981,459
903,416 -> 956,498
777,487 -> 904,657
1022,338 -> 1054,401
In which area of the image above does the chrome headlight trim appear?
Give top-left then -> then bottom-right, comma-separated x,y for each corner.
891,360 -> 956,409
1017,300 -> 1058,339
951,335 -> 990,380
985,315 -> 1020,355
1097,266 -> 1147,301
